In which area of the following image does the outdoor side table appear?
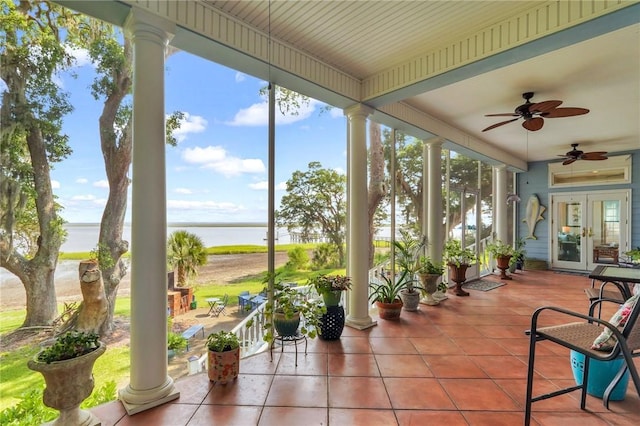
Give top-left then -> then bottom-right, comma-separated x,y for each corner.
319,305 -> 345,340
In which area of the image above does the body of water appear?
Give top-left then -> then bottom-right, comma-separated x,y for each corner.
61,223 -> 292,253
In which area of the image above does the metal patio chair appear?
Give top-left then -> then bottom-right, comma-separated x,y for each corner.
524,296 -> 640,426
211,294 -> 229,317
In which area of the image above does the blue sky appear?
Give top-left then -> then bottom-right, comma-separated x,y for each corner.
49,49 -> 347,223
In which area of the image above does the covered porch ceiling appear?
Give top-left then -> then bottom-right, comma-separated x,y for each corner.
58,1 -> 640,171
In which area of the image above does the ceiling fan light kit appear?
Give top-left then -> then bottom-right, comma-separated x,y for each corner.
482,92 -> 589,132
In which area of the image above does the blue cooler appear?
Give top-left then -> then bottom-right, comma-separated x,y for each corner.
570,350 -> 630,401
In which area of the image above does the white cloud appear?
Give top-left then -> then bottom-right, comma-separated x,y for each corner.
329,107 -> 343,118
249,181 -> 287,190
51,180 -> 60,189
235,72 -> 246,82
171,112 -> 207,143
75,178 -> 88,184
66,46 -> 93,68
93,180 -> 109,188
227,98 -> 319,126
175,188 -> 193,194
182,146 -> 265,177
71,194 -> 96,201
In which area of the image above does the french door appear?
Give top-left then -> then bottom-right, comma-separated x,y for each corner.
550,190 -> 630,270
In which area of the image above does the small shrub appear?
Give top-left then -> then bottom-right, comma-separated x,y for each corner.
285,247 -> 308,270
81,380 -> 118,408
311,243 -> 341,269
0,389 -> 56,425
167,332 -> 187,351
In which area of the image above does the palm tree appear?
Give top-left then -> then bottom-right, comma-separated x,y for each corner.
167,231 -> 208,287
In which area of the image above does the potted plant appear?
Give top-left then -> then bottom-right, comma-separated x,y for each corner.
206,330 -> 240,383
393,231 -> 427,311
258,280 -> 327,344
443,239 -> 477,297
369,270 -> 409,320
624,247 -> 640,264
308,274 -> 351,340
167,331 -> 187,361
486,239 -> 515,280
509,238 -> 527,272
27,331 -> 106,426
417,255 -> 445,305
309,274 -> 352,307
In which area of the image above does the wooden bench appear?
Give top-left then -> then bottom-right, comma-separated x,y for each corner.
181,324 -> 205,351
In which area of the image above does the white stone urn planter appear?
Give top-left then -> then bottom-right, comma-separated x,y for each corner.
28,341 -> 106,426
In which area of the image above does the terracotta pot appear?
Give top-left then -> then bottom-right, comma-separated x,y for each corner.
375,300 -> 403,320
208,347 -> 240,383
448,263 -> 470,296
496,255 -> 513,280
496,255 -> 512,270
28,342 -> 106,426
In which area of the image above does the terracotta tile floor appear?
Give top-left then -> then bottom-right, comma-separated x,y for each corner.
91,270 -> 640,425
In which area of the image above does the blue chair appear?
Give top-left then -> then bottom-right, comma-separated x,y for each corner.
238,291 -> 250,312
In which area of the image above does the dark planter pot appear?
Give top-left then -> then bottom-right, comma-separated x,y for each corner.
319,305 -> 345,340
273,311 -> 301,337
375,300 -> 403,320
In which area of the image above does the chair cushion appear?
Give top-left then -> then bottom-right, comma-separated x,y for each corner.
592,294 -> 639,351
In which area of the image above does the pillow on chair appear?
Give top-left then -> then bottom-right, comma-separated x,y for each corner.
592,294 -> 639,351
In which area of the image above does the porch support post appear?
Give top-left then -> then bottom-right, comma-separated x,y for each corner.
344,104 -> 376,330
494,165 -> 509,242
119,8 -> 179,415
426,138 -> 444,260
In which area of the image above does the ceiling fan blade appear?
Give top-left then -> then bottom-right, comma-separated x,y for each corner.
485,113 -> 519,117
530,100 -> 562,113
581,152 -> 608,160
544,107 -> 590,118
563,158 -> 577,165
482,118 -> 519,132
522,117 -> 544,131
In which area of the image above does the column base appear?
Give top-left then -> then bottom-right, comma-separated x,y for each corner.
345,316 -> 377,330
118,377 -> 179,415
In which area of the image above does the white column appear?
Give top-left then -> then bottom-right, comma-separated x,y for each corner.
344,104 -> 376,330
119,8 -> 179,415
426,138 -> 444,260
494,165 -> 509,242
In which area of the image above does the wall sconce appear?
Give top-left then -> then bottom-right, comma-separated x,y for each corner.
562,226 -> 571,233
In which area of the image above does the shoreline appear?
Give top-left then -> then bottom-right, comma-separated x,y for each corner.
0,252 -> 289,310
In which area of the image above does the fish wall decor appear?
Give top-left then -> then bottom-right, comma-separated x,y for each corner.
523,194 -> 545,240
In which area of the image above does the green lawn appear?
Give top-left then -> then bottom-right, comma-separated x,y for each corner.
0,247 -> 344,411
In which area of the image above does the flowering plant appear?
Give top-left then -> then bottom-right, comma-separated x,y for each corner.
309,274 -> 352,294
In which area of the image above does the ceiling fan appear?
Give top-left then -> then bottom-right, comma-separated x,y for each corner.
558,143 -> 608,165
482,92 -> 589,132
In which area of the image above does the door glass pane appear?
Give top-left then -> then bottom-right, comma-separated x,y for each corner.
557,201 -> 581,262
592,200 -> 620,264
